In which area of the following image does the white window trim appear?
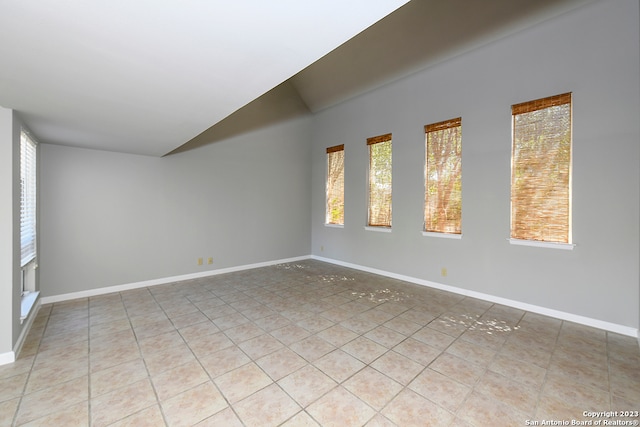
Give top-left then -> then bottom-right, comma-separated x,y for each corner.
325,223 -> 344,229
422,231 -> 462,239
365,226 -> 392,233
508,238 -> 575,250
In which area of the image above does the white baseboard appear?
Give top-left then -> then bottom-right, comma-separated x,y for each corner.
311,255 -> 639,338
40,255 -> 311,305
36,253 -> 638,339
0,351 -> 15,366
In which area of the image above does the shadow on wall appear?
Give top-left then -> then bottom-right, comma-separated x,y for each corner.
166,81 -> 311,156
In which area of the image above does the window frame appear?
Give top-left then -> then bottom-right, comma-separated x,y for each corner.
366,133 -> 393,230
20,130 -> 37,267
325,144 -> 345,227
423,117 -> 463,237
509,92 -> 575,250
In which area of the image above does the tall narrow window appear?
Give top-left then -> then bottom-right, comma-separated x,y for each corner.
367,133 -> 392,228
511,92 -> 572,243
326,144 -> 345,225
425,117 -> 462,234
20,130 -> 37,266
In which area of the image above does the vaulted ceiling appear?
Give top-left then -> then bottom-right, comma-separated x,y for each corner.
0,0 -> 594,157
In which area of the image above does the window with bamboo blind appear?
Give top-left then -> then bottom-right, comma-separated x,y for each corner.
326,144 -> 345,225
511,92 -> 572,244
367,134 -> 392,228
425,117 -> 462,235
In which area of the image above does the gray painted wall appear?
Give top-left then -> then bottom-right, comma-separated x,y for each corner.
0,108 -> 31,356
39,116 -> 312,296
311,0 -> 639,328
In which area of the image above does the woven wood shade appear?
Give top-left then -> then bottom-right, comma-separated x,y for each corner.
367,133 -> 392,145
326,145 -> 345,225
425,117 -> 462,234
511,93 -> 572,243
368,134 -> 392,227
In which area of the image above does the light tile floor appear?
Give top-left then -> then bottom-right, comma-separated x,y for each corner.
1,260 -> 639,426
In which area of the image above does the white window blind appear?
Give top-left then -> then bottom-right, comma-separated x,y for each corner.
20,131 -> 37,267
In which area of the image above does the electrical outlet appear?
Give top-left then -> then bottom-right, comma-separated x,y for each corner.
207,257 -> 213,265
197,258 -> 203,266
441,267 -> 447,277
320,245 -> 324,252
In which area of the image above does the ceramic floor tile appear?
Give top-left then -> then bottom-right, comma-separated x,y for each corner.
445,339 -> 496,367
408,368 -> 470,413
474,370 -> 538,416
313,349 -> 366,383
381,388 -> 453,427
392,338 -> 440,366
16,376 -> 89,426
224,322 -> 264,344
541,373 -> 610,410
137,330 -> 186,355
106,404 -> 166,427
370,350 -> 424,386
278,365 -> 337,407
410,326 -> 456,350
195,407 -> 244,426
186,331 -> 234,358
343,367 -> 403,410
5,260 -> 639,427
457,391 -> 528,427
255,347 -> 308,381
18,401 -> 88,427
342,336 -> 387,364
161,381 -> 227,427
429,352 -> 485,387
0,398 -> 19,427
214,362 -> 273,403
143,342 -> 197,376
488,354 -> 547,390
151,359 -> 209,401
90,378 -> 157,427
270,324 -> 311,346
198,345 -> 251,378
27,357 -> 89,394
316,324 -> 359,347
290,335 -> 335,362
307,386 -> 376,427
90,357 -> 148,398
238,333 -> 284,359
234,383 -> 301,427
0,372 -> 29,402
364,326 -> 406,348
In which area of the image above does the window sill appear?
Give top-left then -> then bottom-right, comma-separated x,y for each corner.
365,226 -> 392,233
422,231 -> 462,239
20,291 -> 39,323
508,238 -> 575,250
325,223 -> 344,229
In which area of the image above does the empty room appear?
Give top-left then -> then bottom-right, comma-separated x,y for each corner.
1,0 -> 639,426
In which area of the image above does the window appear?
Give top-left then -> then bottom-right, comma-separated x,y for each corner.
511,92 -> 572,244
20,130 -> 37,267
326,144 -> 345,225
424,117 -> 462,235
367,133 -> 392,228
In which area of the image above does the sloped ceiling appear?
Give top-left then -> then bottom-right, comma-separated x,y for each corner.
172,0 -> 596,155
0,0 -> 408,156
1,0 -> 594,157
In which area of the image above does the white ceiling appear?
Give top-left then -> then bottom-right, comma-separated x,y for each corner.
1,0 -> 594,157
0,0 -> 408,156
